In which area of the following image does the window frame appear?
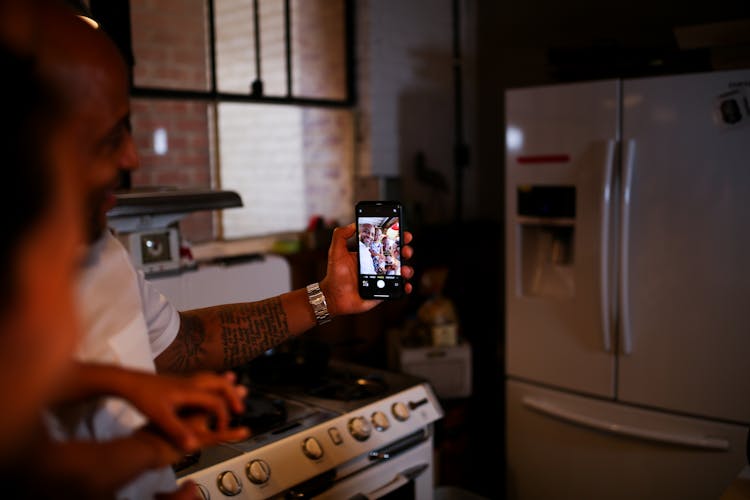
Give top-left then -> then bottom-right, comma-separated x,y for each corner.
127,0 -> 357,108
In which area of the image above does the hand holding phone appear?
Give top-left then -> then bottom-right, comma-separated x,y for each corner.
356,201 -> 405,300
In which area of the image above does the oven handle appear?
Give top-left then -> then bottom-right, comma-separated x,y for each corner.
368,429 -> 429,461
348,463 -> 429,500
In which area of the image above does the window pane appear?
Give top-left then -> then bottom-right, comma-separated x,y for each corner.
215,0 -> 348,99
218,103 -> 306,237
215,0 -> 254,94
218,105 -> 354,238
130,0 -> 210,91
130,98 -> 216,243
215,0 -> 287,96
292,0 -> 347,100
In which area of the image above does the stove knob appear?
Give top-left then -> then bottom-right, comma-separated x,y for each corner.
217,471 -> 242,496
348,416 -> 372,441
371,411 -> 390,431
392,402 -> 410,421
246,459 -> 271,485
195,484 -> 210,500
302,437 -> 324,460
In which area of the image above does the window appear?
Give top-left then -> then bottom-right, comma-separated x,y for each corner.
127,0 -> 354,242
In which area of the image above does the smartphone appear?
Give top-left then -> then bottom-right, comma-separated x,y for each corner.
355,200 -> 404,300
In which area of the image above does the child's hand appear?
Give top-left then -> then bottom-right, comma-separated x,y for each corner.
123,370 -> 248,451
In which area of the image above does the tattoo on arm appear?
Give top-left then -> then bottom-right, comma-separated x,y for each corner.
161,297 -> 290,373
167,313 -> 207,372
220,297 -> 289,368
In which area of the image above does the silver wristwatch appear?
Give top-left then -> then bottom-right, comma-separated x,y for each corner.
306,282 -> 332,325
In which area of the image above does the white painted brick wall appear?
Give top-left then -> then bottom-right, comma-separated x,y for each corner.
363,0 -> 454,181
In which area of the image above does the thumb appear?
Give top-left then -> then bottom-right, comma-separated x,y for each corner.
336,222 -> 355,240
329,223 -> 355,256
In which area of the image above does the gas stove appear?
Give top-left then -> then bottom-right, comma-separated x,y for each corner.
175,359 -> 444,499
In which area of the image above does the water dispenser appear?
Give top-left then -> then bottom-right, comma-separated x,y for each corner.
516,185 -> 576,298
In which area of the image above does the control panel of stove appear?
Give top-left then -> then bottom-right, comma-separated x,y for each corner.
177,382 -> 443,499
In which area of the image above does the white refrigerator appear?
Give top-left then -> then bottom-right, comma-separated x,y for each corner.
504,68 -> 750,500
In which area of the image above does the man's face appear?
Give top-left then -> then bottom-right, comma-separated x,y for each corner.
76,54 -> 139,242
39,13 -> 140,244
360,225 -> 374,245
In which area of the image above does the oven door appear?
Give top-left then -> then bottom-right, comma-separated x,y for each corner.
313,438 -> 434,500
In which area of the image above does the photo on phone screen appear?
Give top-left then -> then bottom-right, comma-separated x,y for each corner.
356,201 -> 404,300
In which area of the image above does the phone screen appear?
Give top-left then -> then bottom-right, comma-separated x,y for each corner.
356,201 -> 404,300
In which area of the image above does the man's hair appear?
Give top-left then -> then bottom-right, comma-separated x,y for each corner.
0,43 -> 62,310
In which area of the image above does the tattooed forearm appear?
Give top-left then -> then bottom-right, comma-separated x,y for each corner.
219,297 -> 289,368
156,297 -> 290,374
163,313 -> 207,372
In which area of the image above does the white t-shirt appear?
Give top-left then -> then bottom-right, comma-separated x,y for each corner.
358,239 -> 376,274
71,231 -> 181,499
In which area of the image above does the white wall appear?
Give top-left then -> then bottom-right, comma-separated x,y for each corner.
357,0 -> 478,225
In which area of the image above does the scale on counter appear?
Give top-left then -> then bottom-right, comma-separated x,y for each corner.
106,187 -> 243,274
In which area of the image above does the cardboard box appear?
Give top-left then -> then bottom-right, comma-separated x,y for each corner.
388,330 -> 472,399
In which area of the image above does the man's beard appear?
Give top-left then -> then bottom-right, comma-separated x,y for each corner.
86,195 -> 108,244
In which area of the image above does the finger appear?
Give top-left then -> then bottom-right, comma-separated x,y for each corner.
214,426 -> 251,443
211,381 -> 246,415
403,231 -> 413,245
158,412 -> 200,452
401,245 -> 413,260
195,374 -> 246,414
401,265 -> 414,280
329,223 -> 355,256
179,392 -> 231,431
235,384 -> 248,400
336,222 -> 356,239
194,424 -> 251,445
326,224 -> 355,263
404,282 -> 413,294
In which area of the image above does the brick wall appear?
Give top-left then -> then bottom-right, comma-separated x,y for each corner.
129,98 -> 215,241
129,0 -> 215,242
130,0 -> 209,90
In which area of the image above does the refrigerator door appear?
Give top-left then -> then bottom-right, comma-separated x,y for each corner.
505,80 -> 619,397
618,69 -> 750,423
506,380 -> 748,500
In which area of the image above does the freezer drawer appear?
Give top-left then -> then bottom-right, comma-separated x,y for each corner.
506,379 -> 748,500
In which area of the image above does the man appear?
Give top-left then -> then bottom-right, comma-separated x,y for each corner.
358,223 -> 378,275
36,2 -> 414,498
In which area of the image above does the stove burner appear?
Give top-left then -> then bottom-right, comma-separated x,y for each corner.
230,396 -> 287,435
173,450 -> 201,474
306,372 -> 388,401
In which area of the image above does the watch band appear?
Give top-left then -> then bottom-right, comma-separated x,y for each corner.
306,282 -> 332,325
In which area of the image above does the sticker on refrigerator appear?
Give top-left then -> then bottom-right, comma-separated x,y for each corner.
714,89 -> 750,130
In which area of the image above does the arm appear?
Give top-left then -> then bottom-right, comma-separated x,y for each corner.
38,430 -> 182,497
39,419 -> 241,498
50,362 -> 248,450
155,224 -> 414,374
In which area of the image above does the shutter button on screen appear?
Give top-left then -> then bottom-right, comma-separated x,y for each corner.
377,280 -> 385,288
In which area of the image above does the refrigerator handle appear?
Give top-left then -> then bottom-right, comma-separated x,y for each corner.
620,140 -> 636,354
522,396 -> 730,451
599,140 -> 617,352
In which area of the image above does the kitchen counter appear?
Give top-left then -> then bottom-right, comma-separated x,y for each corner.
721,466 -> 750,500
